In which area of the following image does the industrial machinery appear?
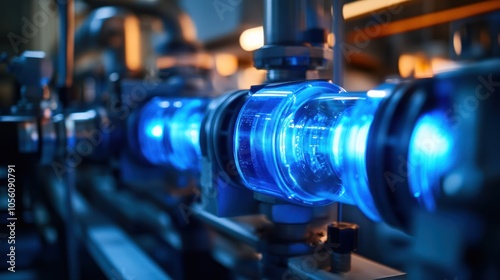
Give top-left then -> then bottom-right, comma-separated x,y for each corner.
0,0 -> 499,279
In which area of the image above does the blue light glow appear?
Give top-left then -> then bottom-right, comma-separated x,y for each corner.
333,97 -> 383,221
136,97 -> 209,171
408,111 -> 454,211
366,89 -> 387,98
233,80 -> 457,221
234,81 -> 383,220
150,125 -> 163,138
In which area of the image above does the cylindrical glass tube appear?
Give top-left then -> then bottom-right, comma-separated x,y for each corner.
135,97 -> 209,171
234,81 -> 384,220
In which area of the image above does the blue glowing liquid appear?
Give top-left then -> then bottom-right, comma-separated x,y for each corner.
408,111 -> 454,211
136,97 -> 209,171
234,81 -> 384,220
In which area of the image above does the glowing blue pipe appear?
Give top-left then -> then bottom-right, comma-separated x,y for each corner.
234,81 -> 454,221
135,97 -> 209,171
130,81 -> 454,221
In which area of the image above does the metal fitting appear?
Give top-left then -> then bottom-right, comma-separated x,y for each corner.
253,45 -> 332,70
327,222 -> 359,273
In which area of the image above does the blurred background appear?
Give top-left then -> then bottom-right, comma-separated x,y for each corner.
2,0 -> 497,101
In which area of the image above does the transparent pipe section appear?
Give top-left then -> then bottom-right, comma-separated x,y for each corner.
234,81 -> 384,221
135,97 -> 209,171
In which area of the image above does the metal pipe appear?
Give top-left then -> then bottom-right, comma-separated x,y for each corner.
332,0 -> 344,222
85,0 -> 189,47
264,0 -> 305,45
332,0 -> 344,86
57,0 -> 74,97
57,2 -> 78,279
306,0 -> 323,30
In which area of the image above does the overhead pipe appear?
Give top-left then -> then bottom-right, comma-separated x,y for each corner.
85,0 -> 196,54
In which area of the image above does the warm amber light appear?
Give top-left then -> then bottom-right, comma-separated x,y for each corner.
343,0 -> 411,19
327,33 -> 335,47
124,16 -> 141,72
237,67 -> 266,89
215,53 -> 238,77
348,1 -> 500,42
179,13 -> 197,42
453,31 -> 462,56
156,53 -> 214,70
399,53 -> 459,78
398,54 -> 416,78
239,26 -> 264,52
414,53 -> 433,78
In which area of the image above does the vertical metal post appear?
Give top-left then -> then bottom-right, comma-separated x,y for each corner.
261,0 -> 308,82
332,0 -> 344,221
64,171 -> 79,280
264,0 -> 305,45
58,0 -> 74,106
58,1 -> 78,280
332,0 -> 344,86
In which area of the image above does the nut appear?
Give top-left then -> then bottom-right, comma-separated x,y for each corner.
327,222 -> 359,254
